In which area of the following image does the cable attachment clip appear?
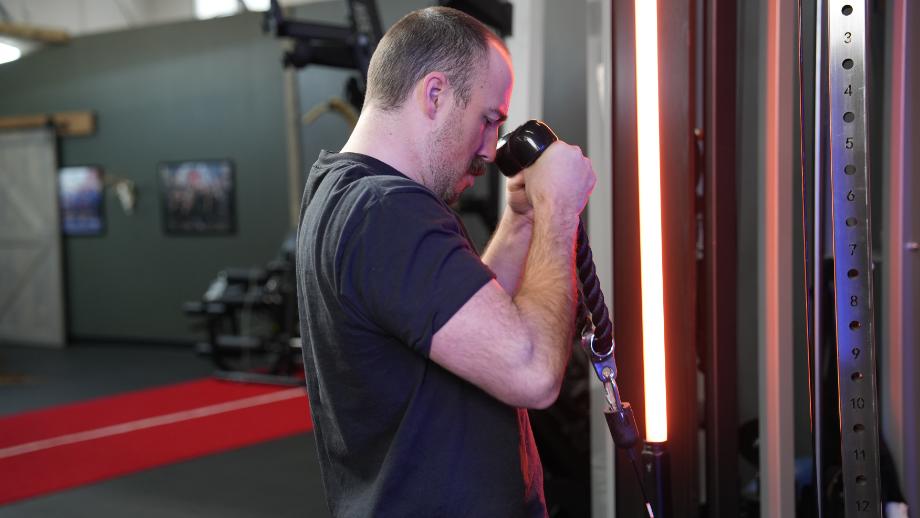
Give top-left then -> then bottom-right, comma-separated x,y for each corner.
581,329 -> 617,384
582,330 -> 641,450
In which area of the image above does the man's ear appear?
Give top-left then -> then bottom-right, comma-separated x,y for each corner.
417,72 -> 449,120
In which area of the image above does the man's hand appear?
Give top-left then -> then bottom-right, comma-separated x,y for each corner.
504,140 -> 595,224
483,139 -> 596,295
520,141 -> 596,221
505,173 -> 534,223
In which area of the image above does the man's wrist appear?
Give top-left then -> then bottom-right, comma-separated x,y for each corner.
501,207 -> 534,235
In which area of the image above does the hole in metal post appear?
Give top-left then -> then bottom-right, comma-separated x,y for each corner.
843,59 -> 854,70
842,5 -> 853,15
847,268 -> 859,278
856,475 -> 867,486
850,320 -> 861,330
853,423 -> 865,433
845,164 -> 857,175
851,371 -> 864,381
846,217 -> 858,227
844,111 -> 855,122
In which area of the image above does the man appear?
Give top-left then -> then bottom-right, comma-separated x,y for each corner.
296,6 -> 596,517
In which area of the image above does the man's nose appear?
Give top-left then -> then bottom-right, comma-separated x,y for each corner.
479,131 -> 500,163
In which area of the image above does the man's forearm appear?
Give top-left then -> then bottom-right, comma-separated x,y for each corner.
481,209 -> 534,295
511,209 -> 577,402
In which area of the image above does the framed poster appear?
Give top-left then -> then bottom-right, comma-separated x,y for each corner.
58,166 -> 105,236
158,159 -> 235,235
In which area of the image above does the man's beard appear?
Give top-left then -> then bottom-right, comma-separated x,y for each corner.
429,156 -> 485,205
426,120 -> 486,204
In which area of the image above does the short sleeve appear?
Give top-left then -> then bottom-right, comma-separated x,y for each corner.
338,190 -> 495,357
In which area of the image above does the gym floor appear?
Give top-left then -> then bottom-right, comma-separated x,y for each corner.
0,343 -> 331,518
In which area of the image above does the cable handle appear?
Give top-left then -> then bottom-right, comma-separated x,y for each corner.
495,120 -> 558,175
495,120 -> 614,358
496,120 -> 629,440
497,121 -> 651,516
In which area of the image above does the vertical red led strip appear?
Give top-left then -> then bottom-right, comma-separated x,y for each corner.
634,0 -> 668,443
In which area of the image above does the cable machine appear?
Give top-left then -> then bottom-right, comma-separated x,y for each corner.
605,0 -> 897,515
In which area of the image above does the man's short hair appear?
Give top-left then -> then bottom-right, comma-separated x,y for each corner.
364,7 -> 504,111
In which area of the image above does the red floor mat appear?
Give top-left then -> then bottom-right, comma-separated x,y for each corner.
0,378 -> 313,505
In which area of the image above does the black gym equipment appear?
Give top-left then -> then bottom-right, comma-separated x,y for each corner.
183,234 -> 303,386
437,0 -> 513,38
263,0 -> 383,110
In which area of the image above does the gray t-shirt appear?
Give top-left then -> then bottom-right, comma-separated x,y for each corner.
295,151 -> 546,517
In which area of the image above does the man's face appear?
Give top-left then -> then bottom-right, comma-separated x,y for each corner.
426,42 -> 513,204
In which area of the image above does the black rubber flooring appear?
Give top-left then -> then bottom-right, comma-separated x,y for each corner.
0,343 -> 331,518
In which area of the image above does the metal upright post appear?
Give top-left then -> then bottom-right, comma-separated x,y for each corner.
760,0 -> 797,516
826,2 -> 883,516
702,0 -> 739,514
812,0 -> 827,514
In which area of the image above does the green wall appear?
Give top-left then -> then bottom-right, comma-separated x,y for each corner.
0,13 -> 289,343
0,1 -> 589,343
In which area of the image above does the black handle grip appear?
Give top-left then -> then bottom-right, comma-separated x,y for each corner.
495,120 -> 558,177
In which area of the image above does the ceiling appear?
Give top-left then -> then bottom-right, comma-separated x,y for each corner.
0,0 -> 323,38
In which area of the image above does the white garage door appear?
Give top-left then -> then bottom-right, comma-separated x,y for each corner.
0,128 -> 65,347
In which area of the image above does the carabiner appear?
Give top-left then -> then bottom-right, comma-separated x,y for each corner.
581,330 -> 618,384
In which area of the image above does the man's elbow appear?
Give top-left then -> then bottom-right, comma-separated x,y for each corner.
514,361 -> 564,410
499,325 -> 567,409
529,371 -> 563,409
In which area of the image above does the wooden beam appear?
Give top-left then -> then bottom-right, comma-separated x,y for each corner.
0,112 -> 95,137
0,22 -> 70,44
